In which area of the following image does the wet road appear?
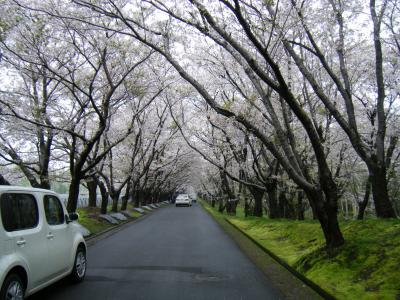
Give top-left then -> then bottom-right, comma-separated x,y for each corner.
30,204 -> 283,300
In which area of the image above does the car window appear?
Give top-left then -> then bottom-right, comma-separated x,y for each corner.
44,195 -> 65,225
0,193 -> 39,232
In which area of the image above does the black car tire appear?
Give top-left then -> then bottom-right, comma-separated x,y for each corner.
70,246 -> 86,283
0,273 -> 25,300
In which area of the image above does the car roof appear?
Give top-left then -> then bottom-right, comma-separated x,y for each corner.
0,185 -> 59,195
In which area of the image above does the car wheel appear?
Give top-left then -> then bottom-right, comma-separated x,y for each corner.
70,246 -> 86,283
0,273 -> 25,300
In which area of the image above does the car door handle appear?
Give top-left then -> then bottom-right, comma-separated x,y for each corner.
47,233 -> 54,240
16,239 -> 26,246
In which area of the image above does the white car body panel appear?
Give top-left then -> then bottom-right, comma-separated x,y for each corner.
0,186 -> 86,297
46,221 -> 73,276
8,220 -> 50,288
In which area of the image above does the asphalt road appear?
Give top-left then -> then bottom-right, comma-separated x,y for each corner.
30,203 -> 283,300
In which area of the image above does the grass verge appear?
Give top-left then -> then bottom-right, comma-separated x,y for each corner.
200,200 -> 400,300
77,203 -> 146,236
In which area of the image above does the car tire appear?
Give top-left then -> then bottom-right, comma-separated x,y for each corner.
0,273 -> 25,300
70,246 -> 86,283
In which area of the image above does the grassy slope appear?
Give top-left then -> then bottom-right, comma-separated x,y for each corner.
77,203 -> 143,236
201,201 -> 400,300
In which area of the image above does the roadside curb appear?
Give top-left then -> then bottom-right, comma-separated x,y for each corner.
224,218 -> 336,300
84,204 -> 168,246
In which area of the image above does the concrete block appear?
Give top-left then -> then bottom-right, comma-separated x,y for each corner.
99,214 -> 119,224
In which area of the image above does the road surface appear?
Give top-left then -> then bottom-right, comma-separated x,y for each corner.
30,204 -> 283,300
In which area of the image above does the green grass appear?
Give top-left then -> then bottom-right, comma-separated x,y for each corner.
106,203 -> 146,218
201,200 -> 400,300
76,202 -> 156,235
124,203 -> 144,218
76,207 -> 115,235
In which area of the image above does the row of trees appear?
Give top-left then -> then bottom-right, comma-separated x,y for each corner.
0,2 -> 199,213
1,0 -> 399,249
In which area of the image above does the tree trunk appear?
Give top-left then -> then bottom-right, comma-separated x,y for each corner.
358,176 -> 372,220
249,186 -> 264,217
218,198 -> 226,213
283,191 -> 296,219
297,190 -> 305,220
268,196 -> 280,218
120,195 -> 128,211
219,170 -> 234,214
38,158 -> 51,189
226,199 -> 238,215
278,190 -> 286,218
141,190 -> 147,206
121,181 -> 131,211
67,177 -> 80,213
369,166 -> 396,218
226,200 -> 233,214
111,191 -> 121,212
265,182 -> 280,218
306,190 -> 345,248
87,178 -> 98,207
244,197 -> 250,217
253,198 -> 263,217
368,0 -> 396,219
134,190 -> 141,207
143,190 -> 150,205
98,180 -> 108,214
38,179 -> 51,190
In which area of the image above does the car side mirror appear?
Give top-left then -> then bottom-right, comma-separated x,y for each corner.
66,212 -> 79,223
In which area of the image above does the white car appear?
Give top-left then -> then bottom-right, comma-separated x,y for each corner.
0,186 -> 87,300
175,194 -> 192,207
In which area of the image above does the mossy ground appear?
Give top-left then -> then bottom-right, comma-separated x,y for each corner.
201,200 -> 400,300
77,203 -> 143,235
76,207 -> 114,235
